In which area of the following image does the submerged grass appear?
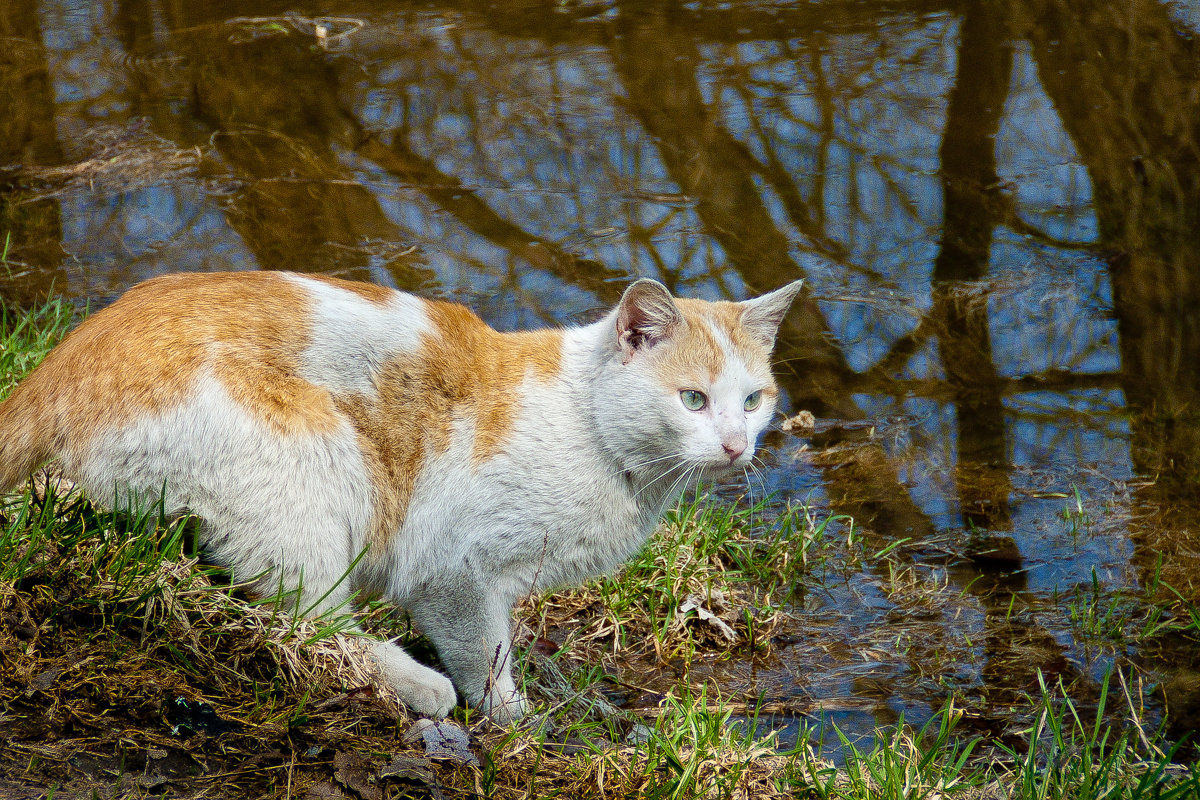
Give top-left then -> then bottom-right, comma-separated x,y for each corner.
1,301 -> 1197,798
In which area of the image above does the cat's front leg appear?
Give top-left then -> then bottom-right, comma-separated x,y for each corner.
410,580 -> 527,722
370,639 -> 458,718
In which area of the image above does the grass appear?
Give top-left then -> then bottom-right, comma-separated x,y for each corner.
3,481 -> 1195,798
997,671 -> 1199,800
1060,558 -> 1200,653
2,485 -> 1197,798
0,294 -> 74,396
524,497 -> 837,665
1,299 -> 1198,798
1060,484 -> 1094,539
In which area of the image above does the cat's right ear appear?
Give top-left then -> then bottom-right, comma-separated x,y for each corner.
615,279 -> 683,364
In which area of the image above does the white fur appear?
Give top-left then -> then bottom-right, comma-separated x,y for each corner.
74,373 -> 374,612
358,327 -> 666,717
71,370 -> 458,716
285,273 -> 431,395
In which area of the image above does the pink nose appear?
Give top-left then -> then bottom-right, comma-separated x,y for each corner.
723,442 -> 745,461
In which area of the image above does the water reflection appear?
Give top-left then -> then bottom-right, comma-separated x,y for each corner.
3,0 -> 1199,751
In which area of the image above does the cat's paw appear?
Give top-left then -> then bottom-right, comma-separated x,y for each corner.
478,688 -> 528,723
370,640 -> 458,718
397,672 -> 458,718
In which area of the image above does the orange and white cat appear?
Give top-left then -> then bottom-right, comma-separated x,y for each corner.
0,271 -> 802,720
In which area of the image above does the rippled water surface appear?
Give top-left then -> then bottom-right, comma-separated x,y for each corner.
4,0 -> 1200,752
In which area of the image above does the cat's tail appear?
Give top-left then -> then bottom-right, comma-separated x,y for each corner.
0,375 -> 58,493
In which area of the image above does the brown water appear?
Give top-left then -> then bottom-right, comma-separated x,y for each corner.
4,0 -> 1200,753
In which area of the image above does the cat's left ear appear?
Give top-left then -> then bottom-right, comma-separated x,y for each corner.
616,279 -> 683,364
739,280 -> 804,348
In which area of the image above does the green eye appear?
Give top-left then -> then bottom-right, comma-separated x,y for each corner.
744,390 -> 763,411
680,390 -> 707,411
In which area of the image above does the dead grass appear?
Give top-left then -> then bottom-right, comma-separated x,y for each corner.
3,120 -> 204,203
1,468 -> 1195,800
0,486 -> 814,799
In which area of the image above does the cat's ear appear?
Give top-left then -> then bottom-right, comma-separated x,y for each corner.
615,279 -> 683,363
739,280 -> 804,348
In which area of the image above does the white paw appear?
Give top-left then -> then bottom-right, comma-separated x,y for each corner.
397,671 -> 457,718
370,641 -> 458,718
478,687 -> 528,723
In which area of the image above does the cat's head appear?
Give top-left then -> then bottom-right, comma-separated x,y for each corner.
591,278 -> 803,487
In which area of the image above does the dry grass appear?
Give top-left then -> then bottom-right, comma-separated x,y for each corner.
0,485 -> 812,799
4,121 -> 203,202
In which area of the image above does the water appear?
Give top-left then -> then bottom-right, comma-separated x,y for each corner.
4,0 -> 1200,751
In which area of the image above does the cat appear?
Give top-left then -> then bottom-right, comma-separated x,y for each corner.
0,271 -> 802,721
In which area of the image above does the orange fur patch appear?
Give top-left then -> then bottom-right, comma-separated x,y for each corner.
335,297 -> 564,549
648,299 -> 777,395
677,299 -> 770,368
0,272 -> 339,462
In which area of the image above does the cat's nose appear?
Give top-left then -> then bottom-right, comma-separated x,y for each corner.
722,441 -> 745,461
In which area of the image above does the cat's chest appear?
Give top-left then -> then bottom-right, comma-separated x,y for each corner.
398,394 -> 660,587
472,469 -> 657,590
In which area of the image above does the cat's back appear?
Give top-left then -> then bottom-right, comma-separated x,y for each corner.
5,271 -> 435,442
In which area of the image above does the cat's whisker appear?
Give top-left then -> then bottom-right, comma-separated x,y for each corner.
634,457 -> 690,502
658,462 -> 700,517
639,455 -> 702,513
742,465 -> 755,510
620,441 -> 682,467
624,451 -> 688,473
745,460 -> 771,525
634,452 -> 679,475
746,459 -> 769,500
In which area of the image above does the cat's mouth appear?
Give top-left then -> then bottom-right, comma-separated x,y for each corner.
702,456 -> 747,477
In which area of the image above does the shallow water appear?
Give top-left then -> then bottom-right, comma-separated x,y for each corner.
4,0 -> 1200,753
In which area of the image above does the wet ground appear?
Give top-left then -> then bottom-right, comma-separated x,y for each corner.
3,0 -> 1200,757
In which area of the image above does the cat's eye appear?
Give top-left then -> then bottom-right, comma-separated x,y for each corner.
680,389 -> 707,411
744,390 -> 763,412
